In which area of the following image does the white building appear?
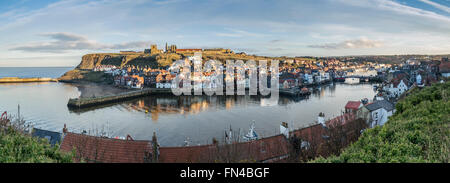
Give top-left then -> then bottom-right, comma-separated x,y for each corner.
384,79 -> 408,98
347,69 -> 378,77
314,75 -> 322,83
359,100 -> 395,128
156,82 -> 177,89
304,74 -> 313,84
416,74 -> 422,85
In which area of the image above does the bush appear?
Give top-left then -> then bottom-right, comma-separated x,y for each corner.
0,128 -> 74,163
312,82 -> 449,163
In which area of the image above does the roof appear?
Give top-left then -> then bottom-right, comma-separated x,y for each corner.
365,100 -> 395,112
32,128 -> 62,146
290,124 -> 327,146
392,78 -> 409,88
176,49 -> 202,52
159,145 -> 216,163
60,132 -> 153,163
345,101 -> 362,110
440,62 -> 450,73
231,135 -> 289,163
159,135 -> 290,163
326,112 -> 357,127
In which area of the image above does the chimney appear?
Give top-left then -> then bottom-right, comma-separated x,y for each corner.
280,122 -> 289,138
63,124 -> 68,134
318,112 -> 325,126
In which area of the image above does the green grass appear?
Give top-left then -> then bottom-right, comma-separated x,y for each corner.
0,128 -> 74,163
312,81 -> 449,163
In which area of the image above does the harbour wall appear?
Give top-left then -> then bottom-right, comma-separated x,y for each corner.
0,77 -> 58,83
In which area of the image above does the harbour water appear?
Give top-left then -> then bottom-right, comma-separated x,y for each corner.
0,67 -> 74,78
0,67 -> 376,146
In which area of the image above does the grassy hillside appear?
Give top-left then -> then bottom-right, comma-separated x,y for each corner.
59,69 -> 114,84
313,81 -> 449,163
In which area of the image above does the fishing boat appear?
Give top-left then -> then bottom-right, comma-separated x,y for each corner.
344,77 -> 360,84
243,122 -> 258,141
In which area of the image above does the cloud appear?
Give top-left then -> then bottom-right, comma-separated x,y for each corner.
308,38 -> 383,49
216,28 -> 266,38
419,0 -> 450,13
337,0 -> 450,23
10,32 -> 151,53
269,39 -> 282,43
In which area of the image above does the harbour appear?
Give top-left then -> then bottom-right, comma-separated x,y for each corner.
0,71 -> 376,147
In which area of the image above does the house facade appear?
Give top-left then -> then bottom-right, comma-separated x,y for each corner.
384,79 -> 408,98
357,100 -> 395,128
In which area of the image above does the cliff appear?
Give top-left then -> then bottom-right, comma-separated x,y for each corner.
60,52 -> 159,82
62,50 -> 285,82
75,53 -> 145,70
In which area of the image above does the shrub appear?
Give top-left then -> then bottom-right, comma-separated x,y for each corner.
312,82 -> 449,163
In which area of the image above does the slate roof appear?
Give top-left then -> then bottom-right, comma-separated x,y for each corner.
60,132 -> 153,163
365,100 -> 395,112
31,128 -> 62,146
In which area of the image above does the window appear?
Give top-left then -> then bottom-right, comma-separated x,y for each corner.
44,136 -> 51,142
260,142 -> 266,153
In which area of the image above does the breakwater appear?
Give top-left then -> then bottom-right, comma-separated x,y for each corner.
68,87 -> 314,109
67,88 -> 172,108
0,77 -> 58,83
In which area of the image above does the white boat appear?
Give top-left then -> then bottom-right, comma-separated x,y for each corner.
243,122 -> 258,141
344,77 -> 360,84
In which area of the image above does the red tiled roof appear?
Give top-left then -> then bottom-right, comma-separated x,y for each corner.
290,124 -> 326,145
159,135 -> 289,163
440,62 -> 450,73
231,135 -> 289,163
326,112 -> 356,127
60,132 -> 153,163
391,76 -> 409,88
159,145 -> 216,163
345,101 -> 361,110
176,49 -> 202,52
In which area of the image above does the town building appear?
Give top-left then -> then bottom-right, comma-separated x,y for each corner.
345,101 -> 362,114
357,100 -> 395,128
439,61 -> 450,78
384,79 -> 409,98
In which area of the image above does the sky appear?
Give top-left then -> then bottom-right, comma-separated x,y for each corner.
0,0 -> 449,67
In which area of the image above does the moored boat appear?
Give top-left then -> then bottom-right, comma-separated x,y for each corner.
243,122 -> 258,141
344,77 -> 360,84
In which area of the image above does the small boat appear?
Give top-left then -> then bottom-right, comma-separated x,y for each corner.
243,122 -> 258,141
344,77 -> 360,84
301,87 -> 310,93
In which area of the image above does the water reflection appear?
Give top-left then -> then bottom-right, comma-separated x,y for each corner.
69,93 -> 313,121
1,82 -> 376,146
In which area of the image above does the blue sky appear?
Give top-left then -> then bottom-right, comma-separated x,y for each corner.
1,0 -> 450,67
